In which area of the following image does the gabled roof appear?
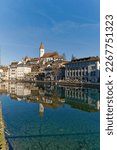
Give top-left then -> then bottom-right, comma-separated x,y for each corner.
17,64 -> 31,67
10,62 -> 18,67
41,52 -> 58,58
0,66 -> 8,71
53,55 -> 64,59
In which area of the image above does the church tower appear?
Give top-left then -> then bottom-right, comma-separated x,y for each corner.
39,42 -> 45,57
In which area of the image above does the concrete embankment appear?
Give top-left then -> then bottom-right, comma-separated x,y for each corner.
59,81 -> 100,89
0,102 -> 8,150
2,79 -> 100,89
34,80 -> 100,89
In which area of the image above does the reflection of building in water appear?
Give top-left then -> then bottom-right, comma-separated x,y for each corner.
9,83 -> 17,95
39,103 -> 44,118
96,100 -> 100,110
0,82 -> 100,112
0,82 -> 64,109
0,82 -> 31,98
65,86 -> 100,110
0,82 -> 8,94
9,83 -> 31,98
34,85 -> 64,109
16,83 -> 31,96
37,93 -> 63,109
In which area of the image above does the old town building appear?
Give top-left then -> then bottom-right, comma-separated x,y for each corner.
9,62 -> 18,80
17,63 -> 31,80
65,56 -> 100,83
39,42 -> 64,64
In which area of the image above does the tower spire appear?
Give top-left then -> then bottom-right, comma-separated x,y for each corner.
40,42 -> 44,49
39,42 -> 45,57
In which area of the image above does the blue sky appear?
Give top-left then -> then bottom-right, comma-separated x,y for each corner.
0,0 -> 100,65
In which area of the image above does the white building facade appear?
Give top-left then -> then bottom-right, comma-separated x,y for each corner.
9,62 -> 18,80
8,62 -> 32,80
65,56 -> 100,83
17,64 -> 31,80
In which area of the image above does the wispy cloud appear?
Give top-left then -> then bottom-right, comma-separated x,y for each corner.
36,10 -> 56,25
72,15 -> 99,24
51,21 -> 99,33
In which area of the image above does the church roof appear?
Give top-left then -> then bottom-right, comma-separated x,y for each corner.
40,42 -> 44,49
53,55 -> 64,59
41,52 -> 58,58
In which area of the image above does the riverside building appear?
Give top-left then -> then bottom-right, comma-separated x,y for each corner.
9,62 -> 18,80
17,63 -> 31,80
65,56 -> 100,83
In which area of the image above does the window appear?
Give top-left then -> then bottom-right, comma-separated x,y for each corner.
86,71 -> 88,76
91,71 -> 96,76
91,66 -> 96,70
79,71 -> 81,76
73,71 -> 75,76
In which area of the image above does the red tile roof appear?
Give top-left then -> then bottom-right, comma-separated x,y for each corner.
53,55 -> 64,59
41,52 -> 58,58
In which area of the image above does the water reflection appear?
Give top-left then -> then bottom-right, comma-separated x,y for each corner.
0,82 -> 100,114
0,82 -> 100,150
39,103 -> 44,118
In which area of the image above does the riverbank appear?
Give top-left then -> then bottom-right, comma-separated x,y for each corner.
0,102 -> 7,150
24,80 -> 100,89
2,79 -> 100,89
59,81 -> 100,88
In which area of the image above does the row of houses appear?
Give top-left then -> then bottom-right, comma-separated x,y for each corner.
0,42 -> 100,83
0,62 -> 31,81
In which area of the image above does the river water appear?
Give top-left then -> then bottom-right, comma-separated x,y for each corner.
0,82 -> 100,150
